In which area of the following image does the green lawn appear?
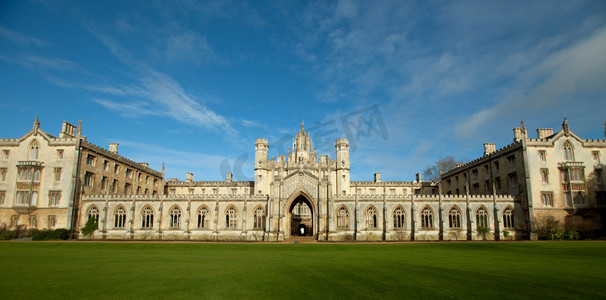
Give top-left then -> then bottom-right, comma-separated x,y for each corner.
0,241 -> 605,299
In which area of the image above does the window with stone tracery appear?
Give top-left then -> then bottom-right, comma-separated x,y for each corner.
87,206 -> 99,222
476,206 -> 488,228
337,206 -> 349,229
29,140 -> 39,160
449,206 -> 462,228
563,141 -> 574,161
197,207 -> 209,229
393,206 -> 405,229
365,206 -> 378,229
253,207 -> 265,229
226,206 -> 237,229
421,206 -> 433,229
503,207 -> 514,228
141,206 -> 154,228
114,206 -> 126,228
169,206 -> 182,228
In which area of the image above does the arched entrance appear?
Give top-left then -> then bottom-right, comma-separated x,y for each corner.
288,195 -> 314,237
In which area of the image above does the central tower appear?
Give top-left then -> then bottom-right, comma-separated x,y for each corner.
289,120 -> 317,164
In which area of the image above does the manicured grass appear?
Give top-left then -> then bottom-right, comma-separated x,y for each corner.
0,241 -> 605,299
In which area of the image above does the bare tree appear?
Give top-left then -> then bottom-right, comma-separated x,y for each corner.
422,156 -> 461,182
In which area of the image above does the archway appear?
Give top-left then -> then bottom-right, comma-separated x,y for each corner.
288,195 -> 314,237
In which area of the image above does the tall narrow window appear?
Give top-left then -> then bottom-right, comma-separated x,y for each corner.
448,206 -> 462,228
393,206 -> 405,229
421,206 -> 433,229
540,169 -> 549,184
197,207 -> 209,228
49,192 -> 61,206
0,191 -> 5,205
54,168 -> 62,182
169,206 -> 182,228
365,206 -> 377,229
563,141 -> 574,161
0,168 -> 6,181
541,193 -> 553,207
87,206 -> 99,222
253,207 -> 265,229
337,206 -> 349,229
503,207 -> 514,228
29,140 -> 39,160
114,206 -> 126,228
538,150 -> 546,162
48,216 -> 56,228
476,207 -> 488,228
142,206 -> 154,228
226,206 -> 237,229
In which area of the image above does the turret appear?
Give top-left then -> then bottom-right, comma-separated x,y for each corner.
336,138 -> 350,194
254,138 -> 270,195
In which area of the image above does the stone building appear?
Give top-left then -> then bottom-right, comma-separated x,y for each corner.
0,118 -> 163,231
79,121 -> 518,241
441,119 -> 606,238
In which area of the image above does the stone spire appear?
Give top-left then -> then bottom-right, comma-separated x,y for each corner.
33,116 -> 40,135
161,162 -> 165,178
562,117 -> 569,135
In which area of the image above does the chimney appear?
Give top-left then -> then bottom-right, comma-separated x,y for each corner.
374,173 -> 381,182
186,172 -> 194,182
109,143 -> 119,154
226,172 -> 233,182
536,128 -> 554,139
416,173 -> 421,183
483,143 -> 496,156
60,121 -> 77,138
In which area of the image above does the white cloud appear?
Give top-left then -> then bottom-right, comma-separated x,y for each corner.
0,26 -> 48,47
76,21 -> 238,137
454,24 -> 606,138
165,30 -> 213,64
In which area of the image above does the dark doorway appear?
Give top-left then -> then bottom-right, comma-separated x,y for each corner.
290,195 -> 313,236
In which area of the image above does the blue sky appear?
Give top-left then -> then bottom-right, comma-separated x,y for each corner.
1,0 -> 605,181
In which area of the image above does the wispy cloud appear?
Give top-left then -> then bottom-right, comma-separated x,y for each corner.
164,30 -> 213,64
454,24 -> 606,138
0,26 -> 48,47
73,21 -> 238,137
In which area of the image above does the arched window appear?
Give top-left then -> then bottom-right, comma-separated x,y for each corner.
563,141 -> 574,161
365,206 -> 377,229
141,206 -> 154,228
114,206 -> 126,228
393,206 -> 405,229
337,206 -> 349,229
421,206 -> 433,229
87,206 -> 99,222
253,206 -> 265,229
448,206 -> 462,228
226,206 -> 237,229
29,140 -> 39,160
197,206 -> 209,229
503,206 -> 514,228
476,206 -> 488,228
34,170 -> 40,182
169,206 -> 182,229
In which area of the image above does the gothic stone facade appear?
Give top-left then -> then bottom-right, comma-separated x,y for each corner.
441,119 -> 606,239
0,119 -> 163,232
79,122 -> 519,241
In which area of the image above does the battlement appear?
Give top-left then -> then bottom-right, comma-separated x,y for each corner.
443,141 -> 522,177
82,193 -> 269,201
81,141 -> 163,177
